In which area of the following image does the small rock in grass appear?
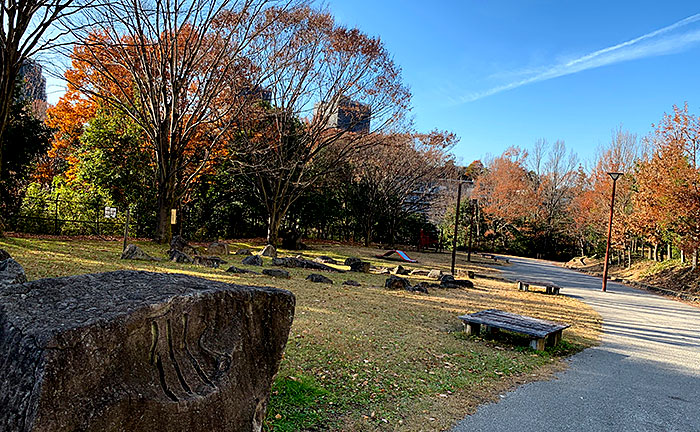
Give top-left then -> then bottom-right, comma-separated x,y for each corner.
193,255 -> 227,269
427,269 -> 443,279
207,241 -> 229,256
242,255 -> 263,266
350,261 -> 370,273
168,249 -> 193,264
392,265 -> 410,275
306,274 -> 333,284
235,248 -> 252,255
342,280 -> 361,287
170,235 -> 198,256
0,249 -> 10,261
344,257 -> 363,266
409,269 -> 430,276
121,244 -> 159,261
384,275 -> 409,290
226,266 -> 259,274
314,256 -> 337,264
263,269 -> 290,279
407,284 -> 429,294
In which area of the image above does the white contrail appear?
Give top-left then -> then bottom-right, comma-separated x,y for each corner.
462,13 -> 700,103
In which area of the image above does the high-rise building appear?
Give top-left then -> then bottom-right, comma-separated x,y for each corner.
18,59 -> 47,118
314,97 -> 371,134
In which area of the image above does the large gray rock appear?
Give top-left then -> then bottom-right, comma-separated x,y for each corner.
206,242 -> 229,256
170,235 -> 198,256
168,249 -> 193,264
349,261 -> 370,273
259,245 -> 277,258
0,270 -> 295,432
0,258 -> 27,285
0,248 -> 10,261
385,275 -> 409,290
121,244 -> 159,261
344,257 -> 363,266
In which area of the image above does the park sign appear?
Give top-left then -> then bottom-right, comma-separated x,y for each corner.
104,206 -> 117,219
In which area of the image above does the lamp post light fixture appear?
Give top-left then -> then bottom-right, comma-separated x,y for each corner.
602,172 -> 623,292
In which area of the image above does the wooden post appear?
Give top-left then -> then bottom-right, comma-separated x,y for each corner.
451,182 -> 463,275
54,194 -> 60,235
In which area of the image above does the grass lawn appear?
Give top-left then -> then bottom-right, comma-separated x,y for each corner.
0,236 -> 602,431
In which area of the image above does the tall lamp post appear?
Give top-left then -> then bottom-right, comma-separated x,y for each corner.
602,172 -> 623,292
451,181 -> 463,275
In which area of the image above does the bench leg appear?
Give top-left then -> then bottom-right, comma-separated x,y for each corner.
518,282 -> 529,291
483,325 -> 499,337
530,338 -> 546,351
546,330 -> 563,347
465,323 -> 481,336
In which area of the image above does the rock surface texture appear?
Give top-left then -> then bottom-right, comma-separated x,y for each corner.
260,245 -> 277,258
121,244 -> 159,261
242,255 -> 263,266
206,242 -> 229,256
306,274 -> 333,284
0,248 -> 10,261
0,270 -> 295,432
0,258 -> 27,285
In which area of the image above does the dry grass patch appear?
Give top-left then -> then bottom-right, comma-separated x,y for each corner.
0,237 -> 601,431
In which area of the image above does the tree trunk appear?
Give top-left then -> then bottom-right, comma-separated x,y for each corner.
667,243 -> 672,261
267,210 -> 283,247
155,182 -> 176,244
653,243 -> 658,261
694,249 -> 698,271
681,250 -> 686,264
627,247 -> 631,269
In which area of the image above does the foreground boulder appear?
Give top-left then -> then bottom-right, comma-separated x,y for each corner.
0,270 -> 295,432
121,244 -> 159,261
0,258 -> 27,285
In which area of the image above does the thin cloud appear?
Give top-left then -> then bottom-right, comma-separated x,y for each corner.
462,13 -> 700,103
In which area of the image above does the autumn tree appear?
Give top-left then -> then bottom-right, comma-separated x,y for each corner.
233,4 -> 410,246
64,0 -> 281,242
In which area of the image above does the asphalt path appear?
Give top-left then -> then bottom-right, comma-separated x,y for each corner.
452,256 -> 700,432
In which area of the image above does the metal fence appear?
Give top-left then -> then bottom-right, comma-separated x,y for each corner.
8,195 -> 135,237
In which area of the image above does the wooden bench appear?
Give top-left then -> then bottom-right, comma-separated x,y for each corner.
458,309 -> 569,350
517,280 -> 561,295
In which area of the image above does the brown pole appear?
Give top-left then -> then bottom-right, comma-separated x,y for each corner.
602,177 -> 618,292
467,200 -> 475,262
451,182 -> 463,275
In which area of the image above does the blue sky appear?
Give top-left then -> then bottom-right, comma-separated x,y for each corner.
325,0 -> 700,166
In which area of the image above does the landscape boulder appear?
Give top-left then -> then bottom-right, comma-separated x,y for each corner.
206,241 -> 229,256
314,256 -> 337,265
0,270 -> 295,432
170,235 -> 198,256
242,255 -> 263,266
384,275 -> 410,290
226,266 -> 259,275
427,269 -> 443,280
121,244 -> 159,261
392,265 -> 410,275
407,283 -> 429,294
271,257 -> 343,272
193,255 -> 227,269
235,248 -> 253,256
168,249 -> 193,264
344,257 -> 363,266
260,244 -> 277,258
263,269 -> 290,279
0,248 -> 10,261
0,258 -> 27,285
439,274 -> 474,289
409,269 -> 430,276
349,261 -> 370,273
342,280 -> 361,287
306,274 -> 333,284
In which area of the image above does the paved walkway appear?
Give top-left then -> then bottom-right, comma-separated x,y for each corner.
452,256 -> 700,432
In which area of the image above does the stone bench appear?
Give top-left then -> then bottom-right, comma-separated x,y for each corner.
458,309 -> 569,350
517,280 -> 561,295
0,270 -> 295,432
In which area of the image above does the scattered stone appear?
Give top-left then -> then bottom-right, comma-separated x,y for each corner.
414,281 -> 440,290
168,249 -> 193,264
0,248 -> 10,261
0,270 -> 295,432
379,267 -> 391,274
121,244 -> 159,261
260,244 -> 277,258
271,257 -> 343,272
235,248 -> 253,255
344,257 -> 363,266
193,255 -> 227,268
263,269 -> 291,279
207,241 -> 229,256
350,261 -> 370,273
306,274 -> 333,284
226,266 -> 259,275
468,270 -> 475,279
342,280 -> 361,287
439,274 -> 474,288
407,284 -> 429,294
170,235 -> 198,256
392,265 -> 410,275
242,255 -> 263,266
427,269 -> 443,280
0,258 -> 27,285
385,275 -> 410,290
409,269 -> 430,276
314,256 -> 338,264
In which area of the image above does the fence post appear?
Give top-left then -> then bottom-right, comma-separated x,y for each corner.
96,200 -> 101,237
123,207 -> 131,252
54,194 -> 60,235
